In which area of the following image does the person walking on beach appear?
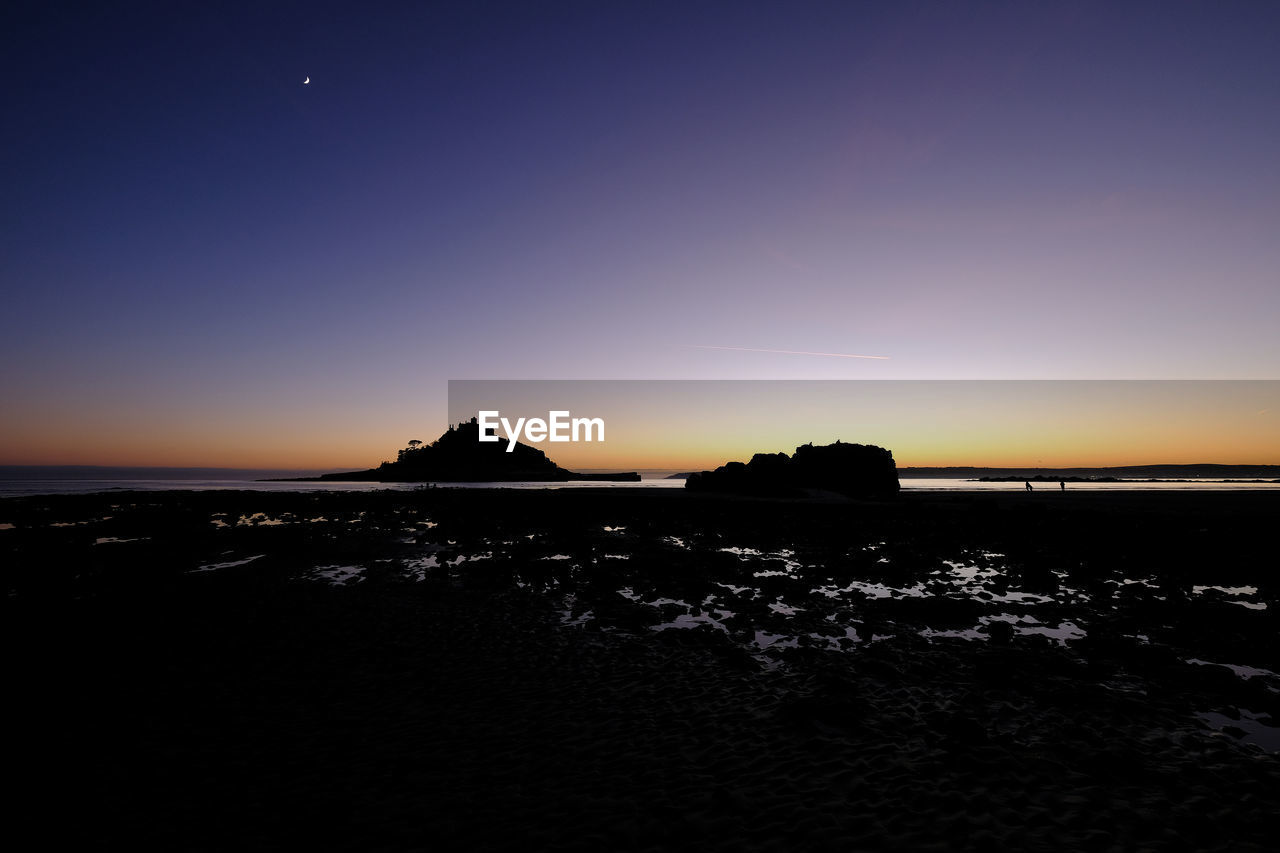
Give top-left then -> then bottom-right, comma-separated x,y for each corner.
1060,480 -> 1065,491
1025,481 -> 1033,492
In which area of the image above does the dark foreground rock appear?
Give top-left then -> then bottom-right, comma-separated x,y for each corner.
3,488 -> 1278,850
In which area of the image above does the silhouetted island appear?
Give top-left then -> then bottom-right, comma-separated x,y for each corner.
293,419 -> 640,483
687,440 -> 899,497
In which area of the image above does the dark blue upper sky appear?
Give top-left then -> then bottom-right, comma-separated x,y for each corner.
3,1 -> 1278,464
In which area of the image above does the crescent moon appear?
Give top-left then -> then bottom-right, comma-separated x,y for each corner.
303,77 -> 310,84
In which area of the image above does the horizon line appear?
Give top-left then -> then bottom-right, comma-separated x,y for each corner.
4,461 -> 1278,474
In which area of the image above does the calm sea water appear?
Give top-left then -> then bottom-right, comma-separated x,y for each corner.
0,477 -> 1276,498
900,478 -> 1280,492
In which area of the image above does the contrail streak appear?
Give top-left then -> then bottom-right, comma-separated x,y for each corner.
689,345 -> 890,360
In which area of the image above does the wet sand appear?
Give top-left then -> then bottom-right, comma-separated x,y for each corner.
4,488 -> 1278,850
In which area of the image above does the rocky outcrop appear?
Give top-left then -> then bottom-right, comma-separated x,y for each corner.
686,441 -> 899,497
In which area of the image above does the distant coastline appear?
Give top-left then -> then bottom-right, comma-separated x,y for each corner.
976,475 -> 1280,484
0,465 -> 331,481
898,464 -> 1280,480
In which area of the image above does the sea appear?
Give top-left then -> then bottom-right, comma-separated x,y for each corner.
0,476 -> 1277,498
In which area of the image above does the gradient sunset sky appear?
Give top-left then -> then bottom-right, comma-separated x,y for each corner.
3,1 -> 1278,468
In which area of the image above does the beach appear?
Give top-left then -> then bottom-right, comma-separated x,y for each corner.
4,488 -> 1278,850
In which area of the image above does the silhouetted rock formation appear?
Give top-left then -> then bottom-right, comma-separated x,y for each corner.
686,441 -> 899,497
314,420 -> 640,482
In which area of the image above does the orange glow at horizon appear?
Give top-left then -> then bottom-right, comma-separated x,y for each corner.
4,428 -> 1276,471
2,382 -> 1275,471
448,380 -> 1280,471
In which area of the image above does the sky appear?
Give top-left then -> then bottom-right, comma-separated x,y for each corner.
2,1 -> 1278,468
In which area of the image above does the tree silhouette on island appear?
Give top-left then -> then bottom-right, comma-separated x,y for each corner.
308,419 -> 640,483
